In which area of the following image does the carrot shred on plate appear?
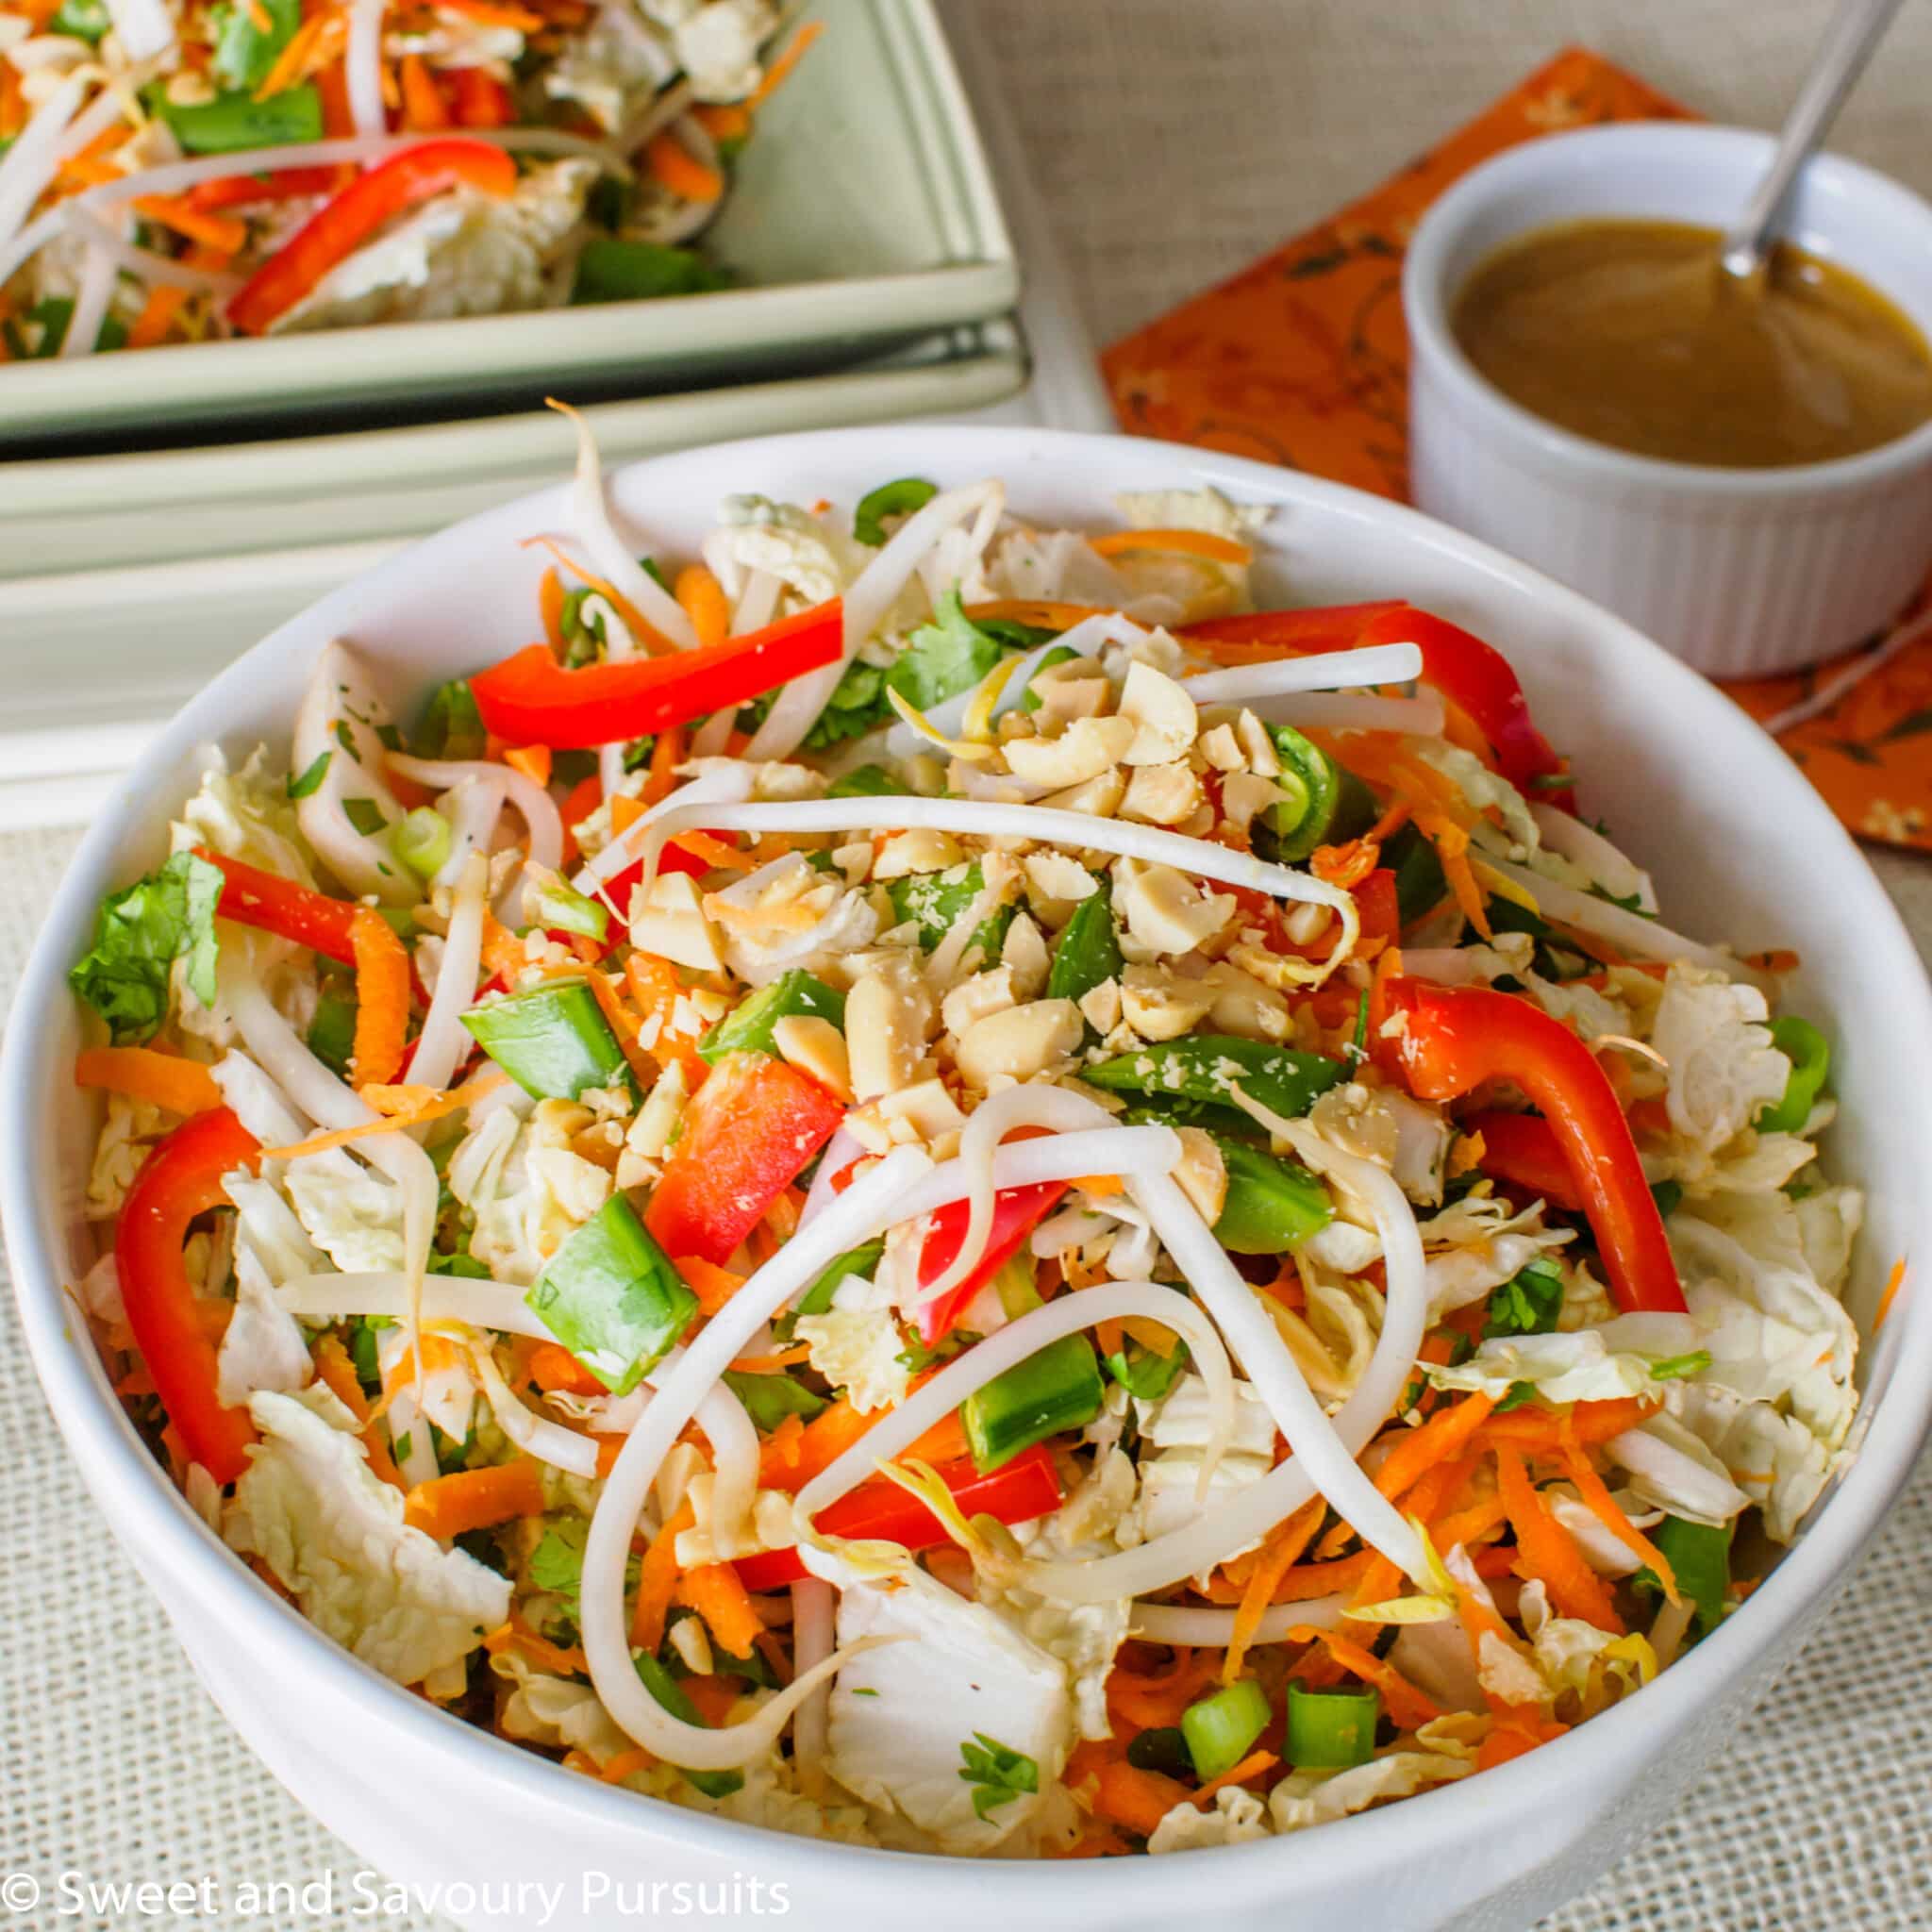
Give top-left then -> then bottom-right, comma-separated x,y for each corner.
1089,527 -> 1253,565
1495,1444 -> 1624,1633
75,1044 -> 223,1117
404,1458 -> 545,1539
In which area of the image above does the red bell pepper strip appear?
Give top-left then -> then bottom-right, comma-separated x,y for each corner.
914,1181 -> 1069,1347
1356,607 -> 1574,810
1353,866 -> 1401,948
115,1107 -> 263,1485
188,165 -> 341,212
731,1445 -> 1062,1591
644,1051 -> 844,1266
1461,1108 -> 1587,1213
195,847 -> 358,964
227,139 -> 518,336
1388,980 -> 1683,1313
1181,601 -> 1405,656
1182,603 -> 1574,811
470,598 -> 845,750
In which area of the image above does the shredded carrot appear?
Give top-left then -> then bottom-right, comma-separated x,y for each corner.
503,742 -> 552,788
641,723 -> 684,808
1224,1497 -> 1324,1683
134,194 -> 248,255
632,1496 -> 696,1653
1430,1491 -> 1508,1553
263,1072 -> 500,1159
435,0 -> 544,24
1478,1395 -> 1655,1452
676,1255 -> 745,1318
962,599 -> 1115,630
691,101 -> 750,142
404,1458 -> 545,1539
125,282 -> 190,351
1417,810 -> 1490,940
625,954 -> 707,1078
312,1333 -> 406,1489
672,828 -> 755,872
485,1614 -> 588,1677
1286,1626 -> 1441,1730
674,1561 -> 764,1660
675,564 -> 730,649
1875,1257 -> 1907,1332
398,52 -> 451,129
525,535 -> 674,653
1349,1452 -> 1473,1609
1309,836 -> 1381,891
1107,1649 -> 1220,1731
646,127 -> 724,202
759,1396 -> 873,1492
75,1044 -> 223,1116
347,907 -> 410,1086
528,1341 -> 606,1395
599,1747 -> 653,1784
726,1343 -> 814,1374
1091,1758 -> 1191,1838
1558,1441 -> 1679,1604
1374,1391 -> 1496,1503
255,12 -> 327,98
748,16 -> 824,107
1194,1750 -> 1279,1806
1089,527 -> 1253,566
1495,1444 -> 1623,1632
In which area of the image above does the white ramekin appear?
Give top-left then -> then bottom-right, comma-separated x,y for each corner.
1405,124 -> 1932,680
6,425 -> 1931,1931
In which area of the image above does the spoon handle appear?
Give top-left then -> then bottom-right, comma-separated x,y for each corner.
1720,0 -> 1908,280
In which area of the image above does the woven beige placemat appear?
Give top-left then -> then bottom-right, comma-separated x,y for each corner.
8,6 -> 1932,1923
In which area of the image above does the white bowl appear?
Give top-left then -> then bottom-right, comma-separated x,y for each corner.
5,425 -> 1930,1932
1405,124 -> 1932,681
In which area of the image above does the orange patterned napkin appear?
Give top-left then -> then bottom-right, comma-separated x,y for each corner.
1102,45 -> 1932,854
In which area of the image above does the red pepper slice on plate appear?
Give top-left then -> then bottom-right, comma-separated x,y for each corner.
470,598 -> 844,750
195,847 -> 358,964
1181,601 -> 1405,657
188,166 -> 342,212
1353,866 -> 1401,948
115,1107 -> 263,1484
1355,607 -> 1574,810
1460,1108 -> 1587,1214
731,1445 -> 1062,1592
913,1181 -> 1069,1348
227,139 -> 518,336
1387,979 -> 1683,1313
1181,603 -> 1575,811
644,1051 -> 844,1267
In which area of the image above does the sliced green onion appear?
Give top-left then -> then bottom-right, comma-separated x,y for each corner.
341,796 -> 388,838
1287,1683 -> 1378,1769
534,879 -> 610,944
526,1194 -> 697,1394
392,806 -> 452,879
853,476 -> 938,546
1756,1016 -> 1830,1134
961,1333 -> 1103,1472
635,1653 -> 744,1795
462,977 -> 636,1102
1181,1676 -> 1272,1781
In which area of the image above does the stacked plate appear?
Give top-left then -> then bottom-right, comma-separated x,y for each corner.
0,0 -> 1037,824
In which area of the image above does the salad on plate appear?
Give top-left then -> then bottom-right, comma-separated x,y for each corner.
67,419 -> 1865,1857
0,0 -> 802,357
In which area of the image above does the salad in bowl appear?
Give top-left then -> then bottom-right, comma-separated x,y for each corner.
61,413 -> 1866,1861
0,0 -> 803,358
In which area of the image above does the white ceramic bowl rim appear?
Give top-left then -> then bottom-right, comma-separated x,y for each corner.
6,425 -> 1931,1902
1404,123 -> 1932,494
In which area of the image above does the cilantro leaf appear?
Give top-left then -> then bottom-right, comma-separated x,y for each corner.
287,750 -> 331,799
720,1368 -> 827,1432
1482,1257 -> 1565,1340
885,591 -> 1007,712
958,1732 -> 1039,1820
529,1521 -> 589,1615
68,851 -> 224,1043
802,658 -> 889,749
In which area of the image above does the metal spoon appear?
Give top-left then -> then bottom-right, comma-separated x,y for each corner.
1719,0 -> 1908,285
